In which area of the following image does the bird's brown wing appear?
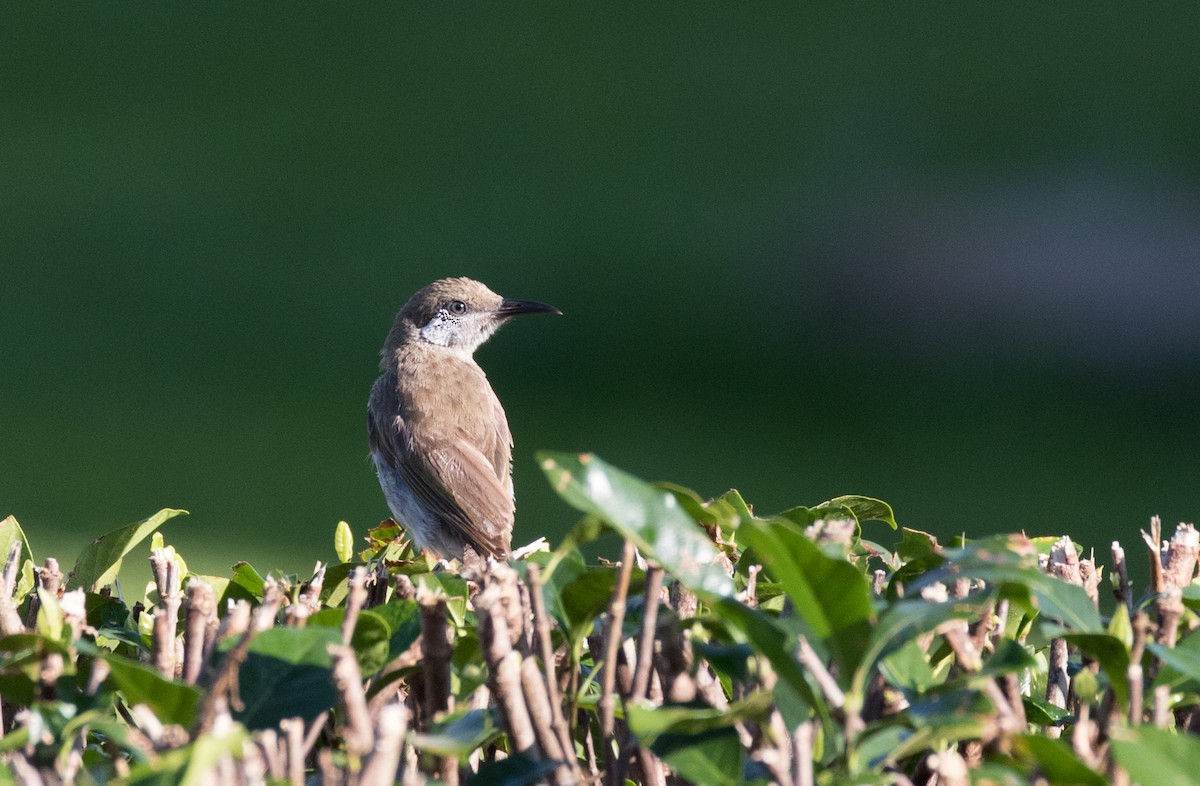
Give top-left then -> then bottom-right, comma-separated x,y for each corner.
402,427 -> 513,559
368,375 -> 513,559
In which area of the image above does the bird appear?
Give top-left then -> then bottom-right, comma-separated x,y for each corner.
367,277 -> 561,566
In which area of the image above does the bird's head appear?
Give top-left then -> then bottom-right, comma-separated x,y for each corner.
393,277 -> 561,357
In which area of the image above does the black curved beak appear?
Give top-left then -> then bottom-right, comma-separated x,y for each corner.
496,298 -> 563,318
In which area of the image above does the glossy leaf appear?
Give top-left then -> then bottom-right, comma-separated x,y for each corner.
538,451 -> 735,599
228,562 -> 266,601
334,520 -> 354,564
738,515 -> 873,678
67,509 -> 188,592
626,692 -> 772,743
408,709 -> 500,756
1022,695 -> 1071,726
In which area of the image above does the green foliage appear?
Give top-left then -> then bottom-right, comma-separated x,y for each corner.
1,455 -> 1197,785
231,627 -> 342,730
66,509 -> 187,592
538,451 -> 735,598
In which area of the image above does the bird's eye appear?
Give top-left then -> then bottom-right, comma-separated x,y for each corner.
448,300 -> 467,315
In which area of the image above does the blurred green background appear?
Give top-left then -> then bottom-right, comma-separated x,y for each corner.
3,5 -> 1199,581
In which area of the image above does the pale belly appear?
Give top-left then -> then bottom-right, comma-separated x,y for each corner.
371,451 -> 466,560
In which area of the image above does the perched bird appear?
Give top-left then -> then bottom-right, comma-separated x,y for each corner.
368,277 -> 561,564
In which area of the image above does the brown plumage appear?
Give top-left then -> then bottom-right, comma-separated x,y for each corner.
367,278 -> 560,562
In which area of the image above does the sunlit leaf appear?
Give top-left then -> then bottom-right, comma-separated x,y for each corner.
228,562 -> 265,601
910,535 -> 1102,632
738,515 -> 873,679
67,509 -> 188,592
538,451 -> 735,599
334,520 -> 354,564
0,516 -> 33,570
627,697 -> 769,786
179,724 -> 248,786
850,597 -> 978,712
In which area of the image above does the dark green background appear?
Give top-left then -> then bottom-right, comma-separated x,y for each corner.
4,6 -> 1198,580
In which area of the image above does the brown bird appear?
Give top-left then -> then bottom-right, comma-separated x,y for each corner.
368,277 -> 561,564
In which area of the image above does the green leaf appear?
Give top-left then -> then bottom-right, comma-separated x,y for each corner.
626,693 -> 772,744
1011,735 -> 1106,786
318,561 -> 358,607
652,727 -> 744,786
309,607 -> 391,676
35,587 -> 64,641
538,451 -> 735,599
228,562 -> 265,601
822,495 -> 898,529
878,639 -> 937,693
1150,634 -> 1200,693
738,516 -> 874,679
0,516 -> 33,570
911,535 -> 1102,632
1179,586 -> 1200,614
1064,632 -> 1130,709
471,753 -> 560,786
84,592 -> 131,630
1021,695 -> 1071,726
230,626 -> 340,730
414,573 -> 470,627
658,484 -> 744,531
524,548 -> 585,636
369,599 -> 422,661
781,496 -> 898,533
179,725 -> 248,786
558,564 -> 645,638
626,698 -> 766,786
408,708 -> 500,757
851,598 -> 978,709
334,520 -> 354,564
712,598 -> 829,735
67,509 -> 187,592
93,647 -> 202,726
1111,725 -> 1200,786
